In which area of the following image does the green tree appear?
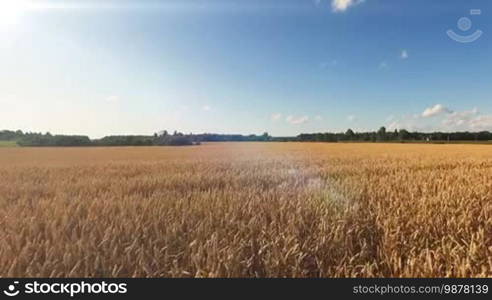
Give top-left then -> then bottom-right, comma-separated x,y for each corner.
345,129 -> 355,140
377,126 -> 387,141
398,129 -> 410,140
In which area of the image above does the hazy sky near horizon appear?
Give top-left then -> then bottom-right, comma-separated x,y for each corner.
1,0 -> 491,138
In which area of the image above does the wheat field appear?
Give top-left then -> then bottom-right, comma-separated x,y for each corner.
0,143 -> 491,277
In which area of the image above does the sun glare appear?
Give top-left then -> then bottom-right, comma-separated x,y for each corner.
0,0 -> 31,27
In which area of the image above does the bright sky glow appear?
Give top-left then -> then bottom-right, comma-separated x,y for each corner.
0,0 -> 30,26
1,0 -> 491,138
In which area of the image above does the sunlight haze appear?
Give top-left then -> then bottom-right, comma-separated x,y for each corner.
1,0 -> 491,138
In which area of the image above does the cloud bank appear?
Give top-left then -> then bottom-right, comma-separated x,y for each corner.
331,0 -> 365,12
286,115 -> 310,125
388,104 -> 492,132
421,104 -> 452,118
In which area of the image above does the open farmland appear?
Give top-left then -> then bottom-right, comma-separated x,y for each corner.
0,141 -> 17,147
0,143 -> 491,277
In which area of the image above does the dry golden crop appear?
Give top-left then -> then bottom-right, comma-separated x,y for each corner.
0,143 -> 491,277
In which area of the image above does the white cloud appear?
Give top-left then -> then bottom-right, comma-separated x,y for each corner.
387,120 -> 419,132
286,115 -> 309,125
401,49 -> 408,59
202,105 -> 211,111
271,113 -> 282,121
315,115 -> 323,121
421,104 -> 452,118
347,115 -> 356,122
379,61 -> 388,69
469,115 -> 492,131
442,108 -> 478,127
388,106 -> 492,132
387,114 -> 428,132
331,0 -> 364,12
440,108 -> 492,131
106,95 -> 119,103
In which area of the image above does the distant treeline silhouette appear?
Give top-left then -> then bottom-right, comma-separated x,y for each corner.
0,130 -> 271,146
1,127 -> 492,147
296,127 -> 492,143
0,130 -> 92,147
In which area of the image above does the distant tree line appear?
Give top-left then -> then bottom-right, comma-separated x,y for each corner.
0,130 -> 272,147
189,132 -> 271,142
2,128 -> 492,147
0,130 -> 25,141
150,131 -> 271,145
1,130 -> 91,147
296,127 -> 492,142
17,134 -> 92,147
81,131 -> 272,146
92,135 -> 156,146
0,130 -> 198,147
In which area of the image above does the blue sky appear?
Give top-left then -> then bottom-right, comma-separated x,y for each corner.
1,0 -> 491,138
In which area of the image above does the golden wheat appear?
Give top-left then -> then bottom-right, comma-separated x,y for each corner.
0,143 -> 491,277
